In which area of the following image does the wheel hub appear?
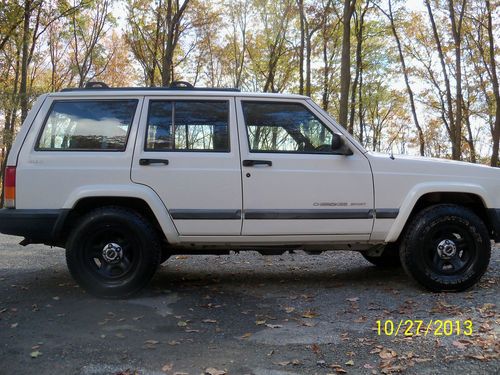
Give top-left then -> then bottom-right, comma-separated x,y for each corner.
102,243 -> 123,263
437,239 -> 457,259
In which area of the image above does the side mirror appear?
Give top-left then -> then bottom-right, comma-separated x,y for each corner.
331,133 -> 353,155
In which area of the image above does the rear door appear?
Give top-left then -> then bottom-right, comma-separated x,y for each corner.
236,98 -> 374,237
131,96 -> 242,235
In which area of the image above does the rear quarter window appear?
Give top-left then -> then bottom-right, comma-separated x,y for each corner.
36,100 -> 138,151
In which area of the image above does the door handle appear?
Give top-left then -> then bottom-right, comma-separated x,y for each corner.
242,159 -> 272,167
139,158 -> 169,166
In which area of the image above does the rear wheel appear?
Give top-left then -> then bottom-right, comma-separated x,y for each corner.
66,207 -> 161,298
400,204 -> 491,292
361,243 -> 401,268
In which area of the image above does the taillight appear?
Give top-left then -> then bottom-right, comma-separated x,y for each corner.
4,166 -> 16,208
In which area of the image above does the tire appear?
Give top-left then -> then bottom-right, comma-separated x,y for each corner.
66,206 -> 162,298
400,204 -> 491,292
361,243 -> 401,268
160,245 -> 170,264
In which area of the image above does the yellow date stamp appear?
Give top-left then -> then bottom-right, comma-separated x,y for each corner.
376,319 -> 473,337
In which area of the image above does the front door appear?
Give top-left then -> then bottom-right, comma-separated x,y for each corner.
236,99 -> 374,237
131,96 -> 242,235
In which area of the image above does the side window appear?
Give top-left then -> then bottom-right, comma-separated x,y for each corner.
146,100 -> 229,152
37,100 -> 138,151
242,101 -> 334,153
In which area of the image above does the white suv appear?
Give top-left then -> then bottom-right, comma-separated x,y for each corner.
1,82 -> 499,297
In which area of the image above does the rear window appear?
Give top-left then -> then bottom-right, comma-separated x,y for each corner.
36,100 -> 138,151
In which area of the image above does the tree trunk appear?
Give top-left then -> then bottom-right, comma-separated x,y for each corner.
386,0 -> 425,156
486,0 -> 499,166
298,0 -> 305,95
425,0 -> 459,159
339,0 -> 355,129
19,0 -> 31,123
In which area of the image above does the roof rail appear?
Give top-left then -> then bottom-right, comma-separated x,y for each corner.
84,81 -> 109,89
61,81 -> 240,92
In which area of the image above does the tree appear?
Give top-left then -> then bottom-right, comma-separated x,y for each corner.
376,0 -> 425,156
126,0 -> 190,87
338,0 -> 356,128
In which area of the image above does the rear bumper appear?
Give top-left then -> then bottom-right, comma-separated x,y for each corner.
0,209 -> 68,244
488,209 -> 500,243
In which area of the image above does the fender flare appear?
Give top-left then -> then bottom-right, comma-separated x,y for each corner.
384,182 -> 492,242
60,184 -> 180,244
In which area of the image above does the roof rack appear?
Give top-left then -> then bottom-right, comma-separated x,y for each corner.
61,81 -> 240,92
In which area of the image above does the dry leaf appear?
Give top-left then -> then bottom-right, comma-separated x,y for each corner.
202,319 -> 217,324
346,297 -> 359,302
345,359 -> 354,366
161,363 -> 173,372
205,368 -> 226,375
285,307 -> 295,313
240,332 -> 252,339
30,351 -> 42,358
379,348 -> 397,359
302,310 -> 318,318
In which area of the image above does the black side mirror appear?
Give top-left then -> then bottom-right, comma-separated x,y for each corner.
331,133 -> 353,155
332,133 -> 342,150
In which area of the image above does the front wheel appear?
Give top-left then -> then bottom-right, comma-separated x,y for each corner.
66,207 -> 162,298
400,204 -> 491,292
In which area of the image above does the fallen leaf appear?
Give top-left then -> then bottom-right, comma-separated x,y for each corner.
240,332 -> 252,339
30,351 -> 42,358
379,348 -> 397,359
161,362 -> 173,372
452,340 -> 467,350
255,320 -> 266,325
302,310 -> 318,318
284,307 -> 295,313
175,255 -> 189,260
205,368 -> 226,375
202,319 -> 217,324
177,321 -> 188,327
346,297 -> 359,302
145,340 -> 159,345
345,359 -> 354,366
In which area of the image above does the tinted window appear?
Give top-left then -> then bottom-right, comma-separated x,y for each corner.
242,102 -> 334,153
146,101 -> 229,152
37,100 -> 137,151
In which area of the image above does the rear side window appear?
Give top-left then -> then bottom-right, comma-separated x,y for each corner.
146,100 -> 229,152
37,100 -> 138,151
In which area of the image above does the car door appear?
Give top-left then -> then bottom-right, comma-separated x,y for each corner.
131,96 -> 242,235
236,98 -> 374,237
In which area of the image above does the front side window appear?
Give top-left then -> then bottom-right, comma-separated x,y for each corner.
242,101 -> 334,153
146,100 -> 229,152
37,100 -> 138,151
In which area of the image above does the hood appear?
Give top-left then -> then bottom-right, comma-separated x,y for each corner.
367,151 -> 500,180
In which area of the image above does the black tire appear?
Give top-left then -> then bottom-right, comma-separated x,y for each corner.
160,245 -> 170,264
400,204 -> 491,292
361,243 -> 401,268
66,206 -> 162,298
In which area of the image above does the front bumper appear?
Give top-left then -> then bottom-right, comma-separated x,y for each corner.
0,209 -> 68,244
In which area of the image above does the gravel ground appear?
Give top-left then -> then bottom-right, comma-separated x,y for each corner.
0,234 -> 498,375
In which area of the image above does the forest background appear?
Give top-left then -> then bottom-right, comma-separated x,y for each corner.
0,0 -> 499,173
